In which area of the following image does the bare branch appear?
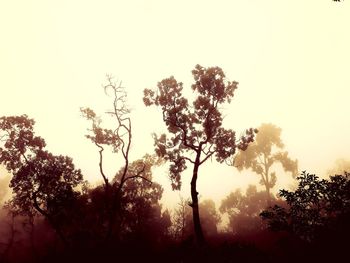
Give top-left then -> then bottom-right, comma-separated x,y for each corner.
199,151 -> 215,165
95,142 -> 109,186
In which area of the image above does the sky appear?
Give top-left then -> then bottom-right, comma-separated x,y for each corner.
1,0 -> 350,209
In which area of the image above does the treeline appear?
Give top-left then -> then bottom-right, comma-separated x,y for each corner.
1,170 -> 349,262
1,66 -> 349,262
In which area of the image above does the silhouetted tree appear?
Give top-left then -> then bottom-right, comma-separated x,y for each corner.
143,65 -> 257,245
0,115 -> 83,246
233,123 -> 298,202
113,155 -> 171,243
261,171 -> 350,242
81,77 -> 156,240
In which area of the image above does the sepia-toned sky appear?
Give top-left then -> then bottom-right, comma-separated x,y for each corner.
1,0 -> 350,208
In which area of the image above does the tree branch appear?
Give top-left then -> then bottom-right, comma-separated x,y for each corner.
95,142 -> 109,186
199,151 -> 215,165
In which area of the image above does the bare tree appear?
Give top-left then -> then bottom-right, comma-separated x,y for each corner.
170,196 -> 191,241
81,76 -> 154,240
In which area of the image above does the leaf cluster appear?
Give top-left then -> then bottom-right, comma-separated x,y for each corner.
144,65 -> 257,189
261,171 -> 350,241
0,115 -> 83,220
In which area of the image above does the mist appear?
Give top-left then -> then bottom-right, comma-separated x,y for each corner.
1,0 -> 350,262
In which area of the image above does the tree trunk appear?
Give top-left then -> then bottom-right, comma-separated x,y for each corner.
263,164 -> 271,205
190,154 -> 205,246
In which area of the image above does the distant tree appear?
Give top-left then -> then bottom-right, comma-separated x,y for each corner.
261,171 -> 350,242
0,115 -> 83,246
170,196 -> 191,241
233,123 -> 298,202
327,158 -> 350,175
143,65 -> 256,245
198,199 -> 221,237
220,185 -> 271,235
171,198 -> 220,241
0,172 -> 11,205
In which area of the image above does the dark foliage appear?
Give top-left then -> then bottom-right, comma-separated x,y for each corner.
261,171 -> 350,241
0,115 -> 83,247
261,171 -> 350,261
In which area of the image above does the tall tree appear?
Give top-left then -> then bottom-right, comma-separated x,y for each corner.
143,65 -> 256,244
233,123 -> 298,202
81,76 -> 155,240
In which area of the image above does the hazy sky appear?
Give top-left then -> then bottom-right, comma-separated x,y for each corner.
1,0 -> 349,208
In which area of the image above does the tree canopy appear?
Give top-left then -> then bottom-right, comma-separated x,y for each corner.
0,115 -> 83,245
143,64 -> 257,244
220,185 -> 272,235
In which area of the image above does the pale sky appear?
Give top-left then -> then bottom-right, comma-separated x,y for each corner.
1,0 -> 350,209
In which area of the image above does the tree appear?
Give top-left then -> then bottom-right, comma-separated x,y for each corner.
171,198 -> 220,241
220,185 -> 270,235
327,158 -> 350,175
81,77 -> 158,240
143,65 -> 256,244
198,199 -> 220,237
233,123 -> 298,202
113,155 -> 170,243
170,196 -> 191,241
0,115 -> 83,246
0,171 -> 10,205
261,171 -> 350,242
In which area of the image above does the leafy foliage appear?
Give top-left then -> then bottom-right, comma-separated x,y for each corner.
0,115 -> 45,171
113,156 -> 170,241
144,65 -> 256,244
261,171 -> 350,241
0,115 -> 84,245
144,65 -> 256,190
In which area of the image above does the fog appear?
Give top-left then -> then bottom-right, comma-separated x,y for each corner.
1,1 -> 349,262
